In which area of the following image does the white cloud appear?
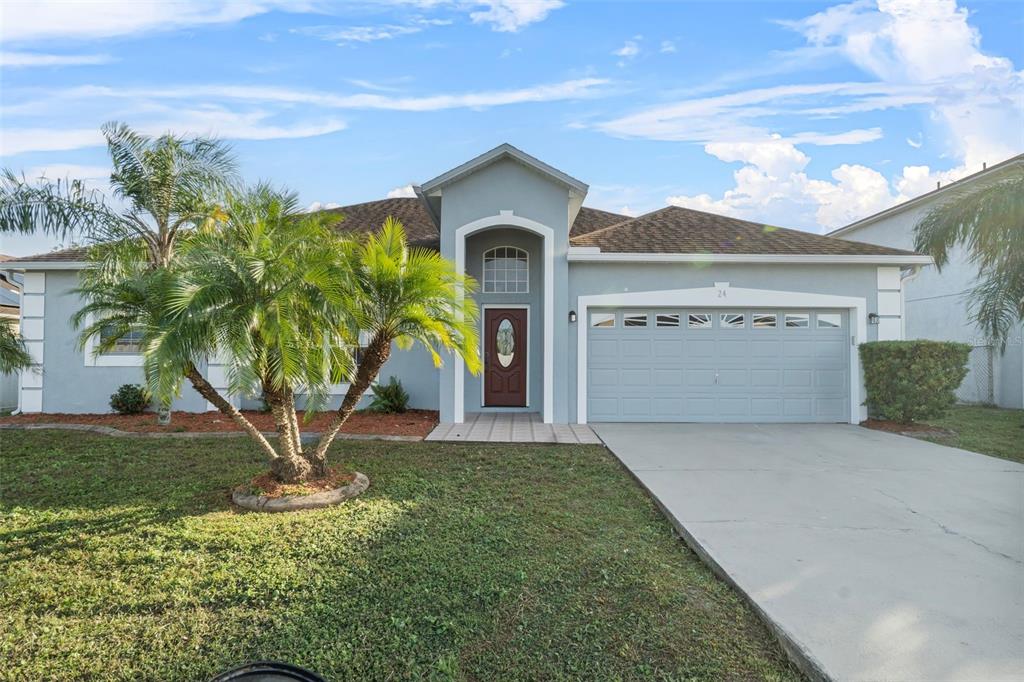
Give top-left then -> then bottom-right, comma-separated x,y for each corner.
386,184 -> 417,198
293,18 -> 450,45
659,40 -> 677,54
305,201 -> 342,213
469,0 -> 564,32
627,0 -> 1023,231
613,40 -> 641,59
1,78 -> 609,156
0,0 -> 315,43
0,51 -> 113,67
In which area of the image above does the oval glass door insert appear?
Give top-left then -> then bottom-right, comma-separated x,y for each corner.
496,318 -> 515,367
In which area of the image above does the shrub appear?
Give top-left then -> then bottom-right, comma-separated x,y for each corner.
859,340 -> 970,423
369,376 -> 409,414
109,384 -> 150,415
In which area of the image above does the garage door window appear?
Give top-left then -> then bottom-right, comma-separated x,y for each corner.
785,313 -> 809,328
688,313 -> 712,329
656,313 -> 680,327
623,312 -> 648,327
720,313 -> 745,329
590,312 -> 616,328
752,313 -> 777,329
817,313 -> 842,328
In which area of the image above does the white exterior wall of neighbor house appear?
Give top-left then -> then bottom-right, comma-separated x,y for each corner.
832,193 -> 1024,409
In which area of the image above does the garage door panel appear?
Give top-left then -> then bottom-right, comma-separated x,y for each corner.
587,308 -> 849,422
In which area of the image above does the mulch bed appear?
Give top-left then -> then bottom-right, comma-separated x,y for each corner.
0,409 -> 438,438
245,468 -> 356,498
861,419 -> 956,438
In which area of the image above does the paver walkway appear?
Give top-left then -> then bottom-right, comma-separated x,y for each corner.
426,412 -> 602,444
596,422 -> 1024,682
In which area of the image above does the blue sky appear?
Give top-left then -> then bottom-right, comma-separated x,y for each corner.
1,0 -> 1021,256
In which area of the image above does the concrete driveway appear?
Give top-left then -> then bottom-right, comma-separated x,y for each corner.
594,423 -> 1024,682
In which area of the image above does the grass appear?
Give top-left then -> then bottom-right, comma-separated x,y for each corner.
920,405 -> 1024,464
0,431 -> 800,681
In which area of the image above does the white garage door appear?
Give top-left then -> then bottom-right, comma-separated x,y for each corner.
586,308 -> 850,422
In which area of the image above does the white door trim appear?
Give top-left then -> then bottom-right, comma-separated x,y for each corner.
454,211 -> 553,423
576,286 -> 867,425
480,304 -> 530,408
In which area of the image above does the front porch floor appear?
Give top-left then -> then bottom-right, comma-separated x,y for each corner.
426,412 -> 602,444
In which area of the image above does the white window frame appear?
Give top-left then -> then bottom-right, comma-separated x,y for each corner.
817,313 -> 842,329
752,312 -> 777,329
656,312 -> 680,328
589,311 -> 616,328
482,245 -> 529,294
720,312 -> 746,329
688,312 -> 712,329
622,311 -> 648,328
785,313 -> 810,329
83,313 -> 144,367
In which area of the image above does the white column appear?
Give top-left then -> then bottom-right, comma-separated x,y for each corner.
19,272 -> 45,412
876,267 -> 903,341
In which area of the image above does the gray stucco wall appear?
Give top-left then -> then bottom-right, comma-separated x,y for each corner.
839,206 -> 1024,408
566,262 -> 882,422
438,157 -> 571,422
39,270 -> 209,413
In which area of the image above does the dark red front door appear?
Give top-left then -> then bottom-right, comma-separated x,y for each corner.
484,308 -> 527,407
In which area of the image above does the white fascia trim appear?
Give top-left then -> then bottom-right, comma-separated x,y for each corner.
576,286 -> 867,425
567,252 -> 933,265
421,143 -> 588,196
5,262 -> 89,270
454,212 -> 554,424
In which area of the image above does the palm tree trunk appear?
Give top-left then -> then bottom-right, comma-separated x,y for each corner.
260,382 -> 311,483
308,336 -> 392,475
184,363 -> 280,464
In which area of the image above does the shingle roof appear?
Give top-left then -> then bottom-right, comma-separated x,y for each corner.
569,206 -> 631,238
318,197 -> 441,249
571,205 -> 920,256
4,246 -> 91,263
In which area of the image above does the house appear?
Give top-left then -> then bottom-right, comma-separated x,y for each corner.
828,154 -> 1024,409
5,144 -> 930,423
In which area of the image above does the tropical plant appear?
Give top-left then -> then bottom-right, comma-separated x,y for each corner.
0,321 -> 32,374
369,376 -> 410,414
307,216 -> 481,473
860,340 -> 971,423
137,191 -> 479,483
109,384 -> 150,415
0,122 -> 237,419
914,165 -> 1024,347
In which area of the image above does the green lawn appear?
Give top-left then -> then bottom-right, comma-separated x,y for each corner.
920,405 -> 1024,464
0,431 -> 800,681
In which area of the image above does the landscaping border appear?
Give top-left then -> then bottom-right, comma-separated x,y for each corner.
232,472 -> 370,512
0,423 -> 422,442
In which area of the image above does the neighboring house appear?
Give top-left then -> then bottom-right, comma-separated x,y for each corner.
0,254 -> 23,410
4,144 -> 929,423
828,154 -> 1024,409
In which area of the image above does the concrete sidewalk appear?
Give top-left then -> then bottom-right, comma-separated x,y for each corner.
595,422 -> 1024,682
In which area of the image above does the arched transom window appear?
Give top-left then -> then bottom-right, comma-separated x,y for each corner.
483,246 -> 529,293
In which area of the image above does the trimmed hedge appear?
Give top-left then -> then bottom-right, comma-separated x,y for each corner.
859,340 -> 971,423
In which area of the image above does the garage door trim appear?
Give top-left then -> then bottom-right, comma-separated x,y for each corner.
576,285 -> 867,424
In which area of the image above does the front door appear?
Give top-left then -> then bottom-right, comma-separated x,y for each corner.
484,308 -> 528,407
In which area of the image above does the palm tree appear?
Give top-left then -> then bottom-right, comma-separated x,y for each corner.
0,122 -> 237,417
914,166 -> 1024,347
308,216 -> 481,474
0,321 -> 32,374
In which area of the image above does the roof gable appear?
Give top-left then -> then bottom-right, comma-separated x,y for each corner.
420,143 -> 588,196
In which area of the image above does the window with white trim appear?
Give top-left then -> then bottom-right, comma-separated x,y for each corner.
785,313 -> 809,328
752,313 -> 777,329
590,312 -> 615,328
623,312 -> 648,327
100,326 -> 144,354
688,313 -> 712,329
483,246 -> 528,293
817,313 -> 842,328
720,313 -> 745,329
656,313 -> 680,327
